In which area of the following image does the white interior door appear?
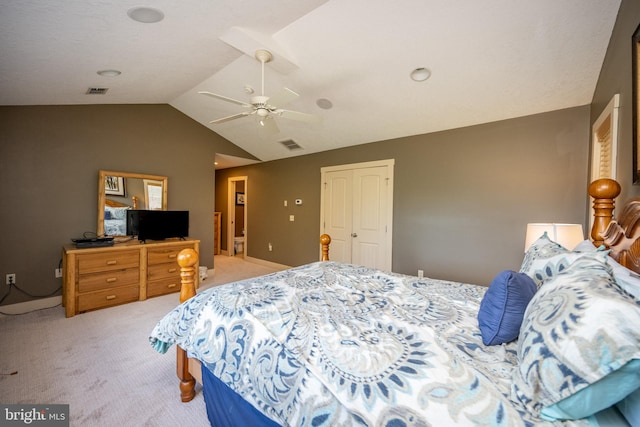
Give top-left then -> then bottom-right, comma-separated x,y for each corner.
352,166 -> 389,270
322,169 -> 353,263
321,159 -> 394,270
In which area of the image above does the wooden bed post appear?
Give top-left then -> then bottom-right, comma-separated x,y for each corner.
588,178 -> 621,247
320,234 -> 331,261
177,248 -> 198,402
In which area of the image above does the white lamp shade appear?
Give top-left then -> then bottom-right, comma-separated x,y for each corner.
524,223 -> 584,252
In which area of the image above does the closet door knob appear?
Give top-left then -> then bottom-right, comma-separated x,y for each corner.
351,233 -> 358,238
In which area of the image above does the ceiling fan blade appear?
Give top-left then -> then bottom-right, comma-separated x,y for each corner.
199,91 -> 251,108
258,116 -> 280,135
209,111 -> 251,124
277,109 -> 322,124
267,88 -> 299,108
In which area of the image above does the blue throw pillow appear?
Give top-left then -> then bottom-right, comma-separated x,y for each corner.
478,270 -> 537,346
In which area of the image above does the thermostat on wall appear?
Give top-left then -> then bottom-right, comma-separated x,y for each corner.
295,199 -> 302,205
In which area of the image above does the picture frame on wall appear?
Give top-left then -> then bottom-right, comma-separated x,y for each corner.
236,192 -> 245,205
632,22 -> 640,184
105,175 -> 125,196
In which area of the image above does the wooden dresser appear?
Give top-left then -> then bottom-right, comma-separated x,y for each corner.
62,239 -> 199,317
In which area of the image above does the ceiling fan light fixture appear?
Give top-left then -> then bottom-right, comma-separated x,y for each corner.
127,7 -> 165,23
410,67 -> 431,82
199,48 -> 320,129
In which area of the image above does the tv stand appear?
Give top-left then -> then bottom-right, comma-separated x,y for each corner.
62,238 -> 200,317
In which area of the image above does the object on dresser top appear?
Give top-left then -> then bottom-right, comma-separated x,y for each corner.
71,236 -> 114,248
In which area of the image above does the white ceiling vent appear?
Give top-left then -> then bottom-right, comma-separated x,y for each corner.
279,139 -> 302,150
86,87 -> 109,95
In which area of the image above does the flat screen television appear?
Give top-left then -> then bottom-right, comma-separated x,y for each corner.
127,210 -> 189,242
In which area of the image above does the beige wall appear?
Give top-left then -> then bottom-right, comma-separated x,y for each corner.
0,104 -> 252,306
591,0 -> 640,203
216,106 -> 591,285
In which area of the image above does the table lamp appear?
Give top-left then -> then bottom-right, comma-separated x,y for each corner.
524,223 -> 584,252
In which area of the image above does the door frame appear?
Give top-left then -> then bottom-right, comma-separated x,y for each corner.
319,159 -> 394,267
227,176 -> 248,258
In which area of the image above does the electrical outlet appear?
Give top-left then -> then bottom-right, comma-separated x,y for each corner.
55,268 -> 63,278
417,270 -> 424,278
6,273 -> 15,285
268,243 -> 273,252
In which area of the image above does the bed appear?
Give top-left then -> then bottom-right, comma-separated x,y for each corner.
149,178 -> 640,426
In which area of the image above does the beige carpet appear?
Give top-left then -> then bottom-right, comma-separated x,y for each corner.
0,255 -> 283,426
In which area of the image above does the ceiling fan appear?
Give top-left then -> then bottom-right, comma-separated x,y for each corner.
199,49 -> 321,135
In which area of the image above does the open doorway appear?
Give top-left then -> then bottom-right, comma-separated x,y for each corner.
227,176 -> 248,258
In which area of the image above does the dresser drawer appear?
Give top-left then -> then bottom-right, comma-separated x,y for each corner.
77,284 -> 139,312
147,276 -> 181,298
77,250 -> 139,274
78,268 -> 139,293
147,263 -> 180,281
148,245 -> 191,265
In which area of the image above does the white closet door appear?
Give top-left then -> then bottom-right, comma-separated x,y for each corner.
322,169 -> 353,264
321,160 -> 393,270
352,166 -> 389,270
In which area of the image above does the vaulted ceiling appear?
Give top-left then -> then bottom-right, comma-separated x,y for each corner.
1,1 -> 621,166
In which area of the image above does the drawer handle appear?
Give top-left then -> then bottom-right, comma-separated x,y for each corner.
106,260 -> 118,265
167,283 -> 177,289
105,295 -> 116,301
168,254 -> 177,259
168,268 -> 177,273
106,277 -> 117,283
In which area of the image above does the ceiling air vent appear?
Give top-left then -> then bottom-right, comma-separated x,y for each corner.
279,139 -> 302,150
86,87 -> 109,95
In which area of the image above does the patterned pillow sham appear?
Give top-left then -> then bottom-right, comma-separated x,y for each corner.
608,256 -> 640,299
512,254 -> 640,420
567,239 -> 640,298
519,233 -> 609,287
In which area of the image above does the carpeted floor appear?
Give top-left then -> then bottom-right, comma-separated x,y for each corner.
0,255 -> 283,426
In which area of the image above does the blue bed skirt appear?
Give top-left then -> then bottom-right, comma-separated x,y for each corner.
202,364 -> 281,427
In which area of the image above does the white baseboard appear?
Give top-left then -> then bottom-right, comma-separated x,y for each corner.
0,295 -> 62,316
244,256 -> 291,271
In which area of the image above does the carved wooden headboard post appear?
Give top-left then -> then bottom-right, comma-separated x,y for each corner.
176,248 -> 198,402
320,234 -> 331,261
588,178 -> 621,247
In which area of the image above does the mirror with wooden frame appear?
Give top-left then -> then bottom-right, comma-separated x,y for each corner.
97,170 -> 168,237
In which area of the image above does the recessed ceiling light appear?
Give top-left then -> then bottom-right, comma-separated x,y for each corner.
410,67 -> 431,82
316,98 -> 333,109
97,69 -> 121,77
127,7 -> 164,23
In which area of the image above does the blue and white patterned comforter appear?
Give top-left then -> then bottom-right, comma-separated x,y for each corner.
149,262 -> 589,427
